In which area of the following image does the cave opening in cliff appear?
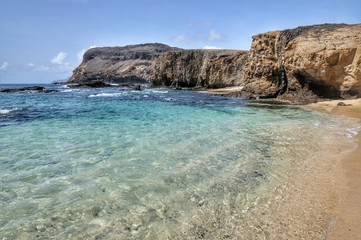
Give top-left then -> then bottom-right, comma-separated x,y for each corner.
294,73 -> 341,99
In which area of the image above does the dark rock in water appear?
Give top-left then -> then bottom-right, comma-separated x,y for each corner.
132,84 -> 144,91
68,81 -> 112,88
90,206 -> 102,217
42,89 -> 58,93
0,86 -> 58,93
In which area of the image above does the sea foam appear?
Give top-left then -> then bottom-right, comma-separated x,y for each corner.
88,92 -> 125,98
0,108 -> 20,114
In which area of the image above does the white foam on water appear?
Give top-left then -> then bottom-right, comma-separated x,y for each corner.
345,124 -> 361,138
0,108 -> 20,114
152,90 -> 168,94
88,92 -> 125,98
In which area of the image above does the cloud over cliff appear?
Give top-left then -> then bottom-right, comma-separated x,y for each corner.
51,52 -> 67,65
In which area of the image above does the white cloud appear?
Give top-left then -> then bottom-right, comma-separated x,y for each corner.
0,62 -> 9,71
203,45 -> 220,49
27,62 -> 35,68
77,45 -> 96,61
51,52 -> 67,64
209,30 -> 223,41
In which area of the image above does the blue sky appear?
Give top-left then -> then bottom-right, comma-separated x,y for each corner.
0,0 -> 360,83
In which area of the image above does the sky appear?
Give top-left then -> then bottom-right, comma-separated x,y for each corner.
0,0 -> 360,83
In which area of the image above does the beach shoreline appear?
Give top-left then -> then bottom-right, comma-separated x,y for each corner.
306,99 -> 361,239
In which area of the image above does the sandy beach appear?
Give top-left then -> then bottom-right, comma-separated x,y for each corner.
205,89 -> 361,239
307,99 -> 361,240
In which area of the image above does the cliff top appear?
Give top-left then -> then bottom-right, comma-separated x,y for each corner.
258,23 -> 351,38
82,43 -> 181,62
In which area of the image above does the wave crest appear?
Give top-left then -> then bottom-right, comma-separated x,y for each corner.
0,108 -> 21,115
88,93 -> 125,98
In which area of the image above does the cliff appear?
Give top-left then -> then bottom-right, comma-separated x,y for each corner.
69,23 -> 361,103
237,24 -> 361,103
68,43 -> 180,84
151,50 -> 248,88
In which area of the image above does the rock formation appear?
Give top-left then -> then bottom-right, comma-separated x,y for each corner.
69,24 -> 361,103
0,86 -> 58,93
68,43 -> 180,85
238,24 -> 361,103
151,50 -> 248,88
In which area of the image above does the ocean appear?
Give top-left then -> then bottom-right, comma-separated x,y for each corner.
0,84 -> 359,239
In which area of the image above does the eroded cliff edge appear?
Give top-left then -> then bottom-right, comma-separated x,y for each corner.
238,24 -> 361,103
69,23 -> 361,103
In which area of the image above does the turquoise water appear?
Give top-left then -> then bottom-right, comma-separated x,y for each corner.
0,85 -> 359,239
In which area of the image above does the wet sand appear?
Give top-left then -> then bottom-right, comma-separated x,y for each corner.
307,99 -> 361,240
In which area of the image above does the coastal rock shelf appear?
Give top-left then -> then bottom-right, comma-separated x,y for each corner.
69,23 -> 361,103
0,86 -> 58,93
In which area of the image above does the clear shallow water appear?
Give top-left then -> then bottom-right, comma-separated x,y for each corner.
0,84 -> 359,239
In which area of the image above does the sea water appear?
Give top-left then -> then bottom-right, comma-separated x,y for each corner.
0,84 -> 359,239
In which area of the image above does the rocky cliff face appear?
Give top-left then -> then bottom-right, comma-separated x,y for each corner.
69,24 -> 361,103
238,24 -> 361,102
69,43 -> 179,84
150,50 -> 248,88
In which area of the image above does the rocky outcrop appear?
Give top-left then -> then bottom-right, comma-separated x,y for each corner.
69,24 -> 361,103
0,86 -> 58,93
70,45 -> 247,89
237,24 -> 361,103
68,43 -> 180,85
150,50 -> 248,88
